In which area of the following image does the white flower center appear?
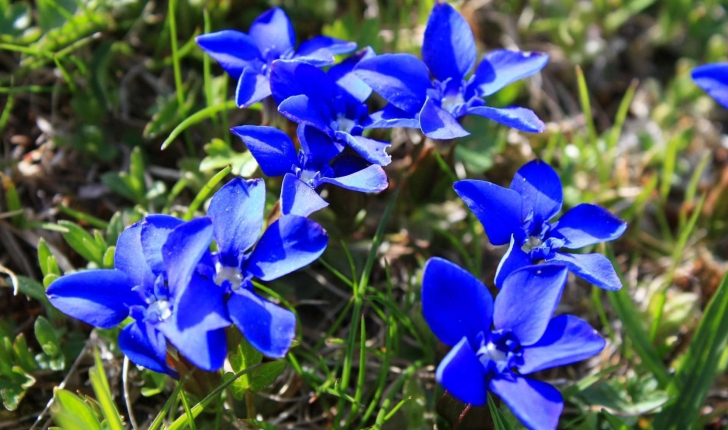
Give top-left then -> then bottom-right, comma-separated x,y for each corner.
215,264 -> 243,290
521,236 -> 543,253
337,115 -> 356,134
441,94 -> 465,112
477,341 -> 508,363
147,300 -> 172,322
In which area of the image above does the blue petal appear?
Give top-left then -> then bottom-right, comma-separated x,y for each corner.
419,98 -> 470,139
422,257 -> 493,346
114,221 -> 155,288
494,237 -> 532,287
281,173 -> 329,217
335,132 -> 391,166
235,68 -> 271,108
493,264 -> 568,345
294,36 -> 357,66
195,30 -> 262,79
172,274 -> 230,332
208,178 -> 266,266
228,288 -> 296,358
422,2 -> 476,82
118,322 -> 176,377
321,165 -> 388,193
520,315 -> 605,374
249,7 -> 295,60
158,318 -> 228,371
161,217 -> 214,298
278,94 -> 333,134
550,252 -> 622,291
467,106 -> 545,133
489,376 -> 563,430
551,204 -> 627,249
245,215 -> 328,281
298,125 -> 343,166
468,50 -> 549,97
269,60 -> 335,105
47,269 -> 137,329
452,180 -> 523,246
230,125 -> 297,177
692,63 -> 728,109
327,47 -> 376,102
365,104 -> 420,129
354,53 -> 432,114
510,160 -> 563,226
140,214 -> 184,276
435,337 -> 488,406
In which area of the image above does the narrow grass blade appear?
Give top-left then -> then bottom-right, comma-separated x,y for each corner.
160,101 -> 237,150
89,349 -> 125,430
184,166 -> 231,220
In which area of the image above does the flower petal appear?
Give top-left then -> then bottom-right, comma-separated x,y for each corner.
140,214 -> 184,276
551,204 -> 627,249
119,322 -> 176,377
230,125 -> 297,177
493,264 -> 568,345
278,94 -> 333,134
354,53 -> 432,114
422,2 -> 476,82
249,7 -> 295,60
228,288 -> 296,358
298,125 -> 343,166
195,30 -> 262,79
208,178 -> 266,265
549,252 -> 622,291
269,59 -> 335,105
467,106 -> 545,133
422,257 -> 493,346
246,215 -> 328,281
489,376 -> 563,430
692,63 -> 728,109
114,221 -> 155,288
322,165 -> 388,193
365,104 -> 420,129
494,236 -> 532,287
435,337 -> 488,406
469,50 -> 549,97
157,320 -> 228,372
510,160 -> 563,226
520,315 -> 605,374
161,217 -> 214,298
47,270 -> 136,328
419,97 -> 470,139
335,132 -> 392,166
235,68 -> 271,108
327,47 -> 376,102
281,173 -> 329,217
453,179 -> 523,246
173,274 -> 230,332
294,36 -> 357,66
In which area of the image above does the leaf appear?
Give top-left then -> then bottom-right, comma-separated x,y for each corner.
58,220 -> 104,265
144,90 -> 195,140
1,367 -> 35,411
1,172 -> 23,227
141,369 -> 167,397
2,275 -> 50,305
0,1 -> 31,36
105,212 -> 124,245
89,348 -> 124,430
38,238 -> 52,277
249,361 -> 287,393
102,246 -> 115,269
654,272 -> 728,429
200,138 -> 259,178
402,375 -> 428,430
12,334 -> 36,374
227,330 -> 262,399
34,316 -> 61,357
52,389 -> 102,430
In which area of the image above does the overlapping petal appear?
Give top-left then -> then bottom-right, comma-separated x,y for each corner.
551,204 -> 626,249
278,94 -> 333,134
419,98 -> 470,139
195,30 -> 262,79
231,126 -> 297,177
435,337 -> 488,406
119,322 -> 175,377
322,165 -> 388,193
228,288 -> 296,358
249,7 -> 295,60
469,50 -> 549,97
550,252 -> 622,291
269,60 -> 335,105
140,214 -> 184,276
298,125 -> 343,166
335,132 -> 391,166
328,47 -> 376,102
489,376 -> 563,430
114,221 -> 155,288
354,54 -> 432,114
467,106 -> 545,133
365,105 -> 420,129
422,2 -> 476,82
161,217 -> 214,297
510,160 -> 563,225
281,173 -> 329,217
235,68 -> 271,108
295,36 -> 357,66
453,180 -> 523,246
494,237 -> 532,287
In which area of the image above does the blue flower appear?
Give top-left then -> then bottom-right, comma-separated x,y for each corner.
268,48 -> 393,166
196,7 -> 357,108
692,63 -> 728,109
353,2 -> 548,140
46,215 -> 232,376
169,177 -> 328,358
231,124 -> 388,217
423,258 -> 605,430
454,160 -> 626,290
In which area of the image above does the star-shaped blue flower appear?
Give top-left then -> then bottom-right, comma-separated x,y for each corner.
353,2 -> 548,140
269,48 -> 392,166
231,124 -> 388,218
46,215 -> 232,376
692,63 -> 728,109
168,177 -> 328,358
196,7 -> 357,108
423,258 -> 605,430
454,159 -> 626,290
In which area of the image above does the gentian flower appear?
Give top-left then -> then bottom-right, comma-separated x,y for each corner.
169,177 -> 328,358
46,215 -> 231,376
269,48 -> 393,166
454,160 -> 627,290
423,258 -> 605,430
231,124 -> 388,217
354,2 -> 548,139
692,63 -> 728,109
196,7 -> 357,107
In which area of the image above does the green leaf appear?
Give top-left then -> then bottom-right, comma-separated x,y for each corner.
12,334 -> 36,374
249,360 -> 287,393
105,212 -> 124,245
1,366 -> 35,411
141,369 -> 167,397
0,1 -> 31,36
601,409 -> 629,430
228,330 -> 262,399
102,246 -> 115,269
200,138 -> 259,177
2,275 -> 50,305
43,274 -> 59,288
38,238 -> 52,277
58,221 -> 104,265
654,272 -> 728,429
88,348 -> 124,430
52,389 -> 102,430
34,316 -> 61,357
1,173 -> 23,227
37,0 -> 77,31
